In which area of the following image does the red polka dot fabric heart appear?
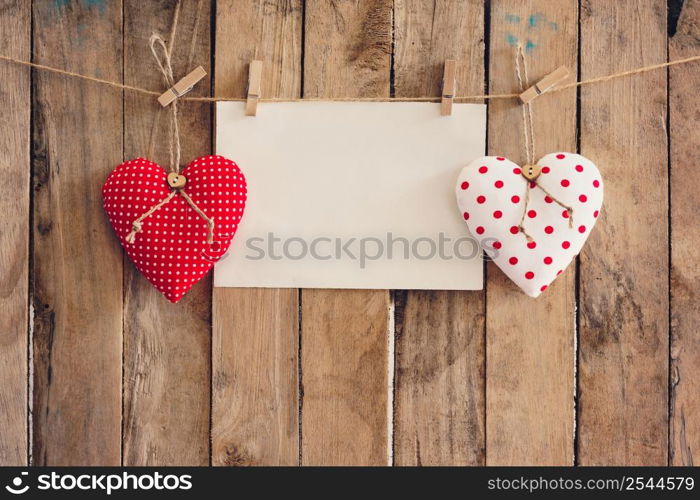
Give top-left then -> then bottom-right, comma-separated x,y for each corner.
456,153 -> 603,297
102,155 -> 247,303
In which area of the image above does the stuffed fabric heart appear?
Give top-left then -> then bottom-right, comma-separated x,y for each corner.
456,153 -> 603,297
102,155 -> 247,303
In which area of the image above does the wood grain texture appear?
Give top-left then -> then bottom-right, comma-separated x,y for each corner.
212,0 -> 302,466
392,0 -> 486,466
394,0 -> 485,97
486,0 -> 578,465
669,0 -> 699,467
32,0 -> 123,465
578,0 -> 668,465
303,0 -> 392,98
213,289 -> 299,465
301,1 -> 392,466
122,0 -> 212,466
8,0 -> 696,467
394,291 -> 485,465
301,289 -> 389,465
0,0 -> 29,466
213,0 -> 302,99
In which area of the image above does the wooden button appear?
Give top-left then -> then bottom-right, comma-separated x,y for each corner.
167,172 -> 186,189
520,164 -> 541,181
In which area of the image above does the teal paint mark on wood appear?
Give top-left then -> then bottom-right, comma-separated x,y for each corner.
528,13 -> 539,27
53,0 -> 108,13
506,35 -> 536,51
85,0 -> 107,13
527,13 -> 557,31
503,11 -> 559,51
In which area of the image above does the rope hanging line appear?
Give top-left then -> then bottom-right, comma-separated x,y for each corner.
149,33 -> 182,173
515,45 -> 537,166
126,31 -> 217,246
1,52 -> 699,103
513,44 -> 575,241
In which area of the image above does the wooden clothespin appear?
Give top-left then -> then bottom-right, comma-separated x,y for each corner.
246,60 -> 263,116
441,59 -> 457,116
519,66 -> 570,104
157,66 -> 207,107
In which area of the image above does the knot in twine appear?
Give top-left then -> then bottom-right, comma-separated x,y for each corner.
125,221 -> 142,244
514,45 -> 574,241
125,34 -> 215,246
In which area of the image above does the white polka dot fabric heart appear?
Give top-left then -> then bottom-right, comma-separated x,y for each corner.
102,155 -> 247,303
456,153 -> 603,297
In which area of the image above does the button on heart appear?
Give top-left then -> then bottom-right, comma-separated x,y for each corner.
102,155 -> 247,303
167,172 -> 187,189
520,164 -> 541,181
456,153 -> 603,297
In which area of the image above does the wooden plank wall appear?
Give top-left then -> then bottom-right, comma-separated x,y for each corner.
487,0 -> 578,465
32,0 -> 124,465
0,0 -> 697,466
212,0 -> 301,466
122,0 -> 212,466
670,0 -> 700,467
578,0 -> 669,465
0,0 -> 30,466
393,0 -> 486,466
301,0 -> 392,466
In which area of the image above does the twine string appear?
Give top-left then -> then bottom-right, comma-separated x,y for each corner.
515,45 -> 536,165
125,11 -> 216,246
514,44 -> 575,240
517,182 -> 534,241
5,40 -> 697,245
124,187 -> 216,245
125,191 -> 176,243
1,52 -> 698,103
149,34 -> 181,174
180,190 -> 215,244
538,182 -> 574,228
514,45 -> 536,241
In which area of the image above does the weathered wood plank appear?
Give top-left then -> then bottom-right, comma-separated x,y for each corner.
122,0 -> 212,466
0,0 -> 30,466
301,290 -> 389,465
301,1 -> 392,465
669,0 -> 699,467
32,0 -> 123,465
212,0 -> 302,466
392,0 -> 485,466
394,291 -> 485,465
578,0 -> 668,465
213,289 -> 299,466
486,0 -> 578,465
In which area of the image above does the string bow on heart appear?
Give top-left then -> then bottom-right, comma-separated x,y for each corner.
513,44 -> 574,242
125,34 -> 215,245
